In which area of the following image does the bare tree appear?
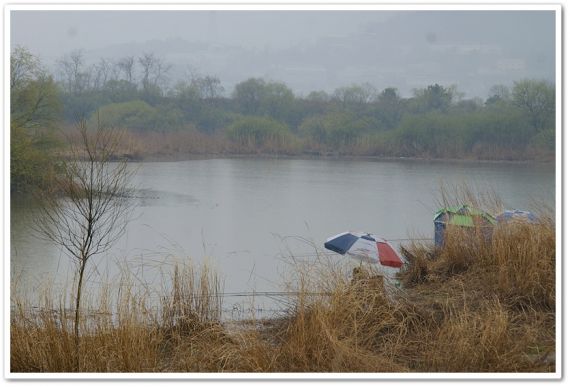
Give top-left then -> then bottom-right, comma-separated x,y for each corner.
92,58 -> 112,90
117,56 -> 135,83
191,75 -> 224,102
35,117 -> 135,370
152,58 -> 172,90
57,50 -> 90,95
138,52 -> 171,91
138,52 -> 155,90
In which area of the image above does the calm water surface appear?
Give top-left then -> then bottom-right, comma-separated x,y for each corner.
11,158 -> 555,316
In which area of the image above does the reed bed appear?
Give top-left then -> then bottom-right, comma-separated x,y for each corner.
11,193 -> 556,373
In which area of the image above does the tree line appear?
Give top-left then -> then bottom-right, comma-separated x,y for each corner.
11,46 -> 556,192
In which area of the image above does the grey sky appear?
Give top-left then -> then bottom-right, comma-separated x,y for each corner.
10,10 -> 555,98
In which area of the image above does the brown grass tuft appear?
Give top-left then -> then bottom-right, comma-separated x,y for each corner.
491,220 -> 556,309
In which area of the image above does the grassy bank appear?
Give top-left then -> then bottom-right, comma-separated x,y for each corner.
10,200 -> 556,373
51,125 -> 556,163
107,128 -> 555,162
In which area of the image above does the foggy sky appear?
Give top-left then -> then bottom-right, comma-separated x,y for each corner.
10,10 -> 555,98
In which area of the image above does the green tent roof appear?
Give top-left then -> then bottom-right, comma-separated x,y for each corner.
434,205 -> 497,226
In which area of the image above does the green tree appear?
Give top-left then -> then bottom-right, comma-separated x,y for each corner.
233,78 -> 266,115
233,78 -> 298,125
463,106 -> 532,150
512,79 -> 555,133
452,98 -> 483,114
91,100 -> 159,131
11,46 -> 41,89
11,47 -> 60,129
372,87 -> 403,130
485,84 -> 511,106
11,126 -> 57,192
102,79 -> 139,103
226,116 -> 294,151
411,83 -> 454,113
171,79 -> 201,113
297,91 -> 331,125
11,46 -> 61,192
299,111 -> 371,148
261,81 -> 296,123
332,83 -> 377,111
170,79 -> 230,132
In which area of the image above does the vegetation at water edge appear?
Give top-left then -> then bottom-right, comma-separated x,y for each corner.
11,193 -> 555,373
10,47 -> 556,193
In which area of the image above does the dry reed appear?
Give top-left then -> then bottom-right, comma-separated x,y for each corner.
11,189 -> 556,372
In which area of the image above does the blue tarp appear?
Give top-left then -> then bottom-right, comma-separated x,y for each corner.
496,210 -> 539,224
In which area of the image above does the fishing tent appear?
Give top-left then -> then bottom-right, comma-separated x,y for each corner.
434,205 -> 496,248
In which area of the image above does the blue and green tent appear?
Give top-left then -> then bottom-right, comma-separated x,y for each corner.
434,205 -> 496,247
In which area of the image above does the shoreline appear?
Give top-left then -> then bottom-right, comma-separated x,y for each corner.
132,151 -> 555,165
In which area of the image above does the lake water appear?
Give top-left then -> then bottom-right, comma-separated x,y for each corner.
10,158 -> 555,318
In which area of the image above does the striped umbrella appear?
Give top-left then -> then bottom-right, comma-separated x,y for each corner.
324,231 -> 405,286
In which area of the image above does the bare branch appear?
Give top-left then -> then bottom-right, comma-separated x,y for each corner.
33,117 -> 136,364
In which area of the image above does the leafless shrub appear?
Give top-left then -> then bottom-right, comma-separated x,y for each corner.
34,117 -> 135,370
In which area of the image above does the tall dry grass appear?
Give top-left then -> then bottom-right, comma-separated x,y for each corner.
11,192 -> 556,373
271,209 -> 555,372
395,186 -> 556,372
492,219 -> 556,309
268,272 -> 419,372
11,260 -> 229,372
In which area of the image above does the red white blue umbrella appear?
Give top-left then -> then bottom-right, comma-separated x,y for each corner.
324,231 -> 405,285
